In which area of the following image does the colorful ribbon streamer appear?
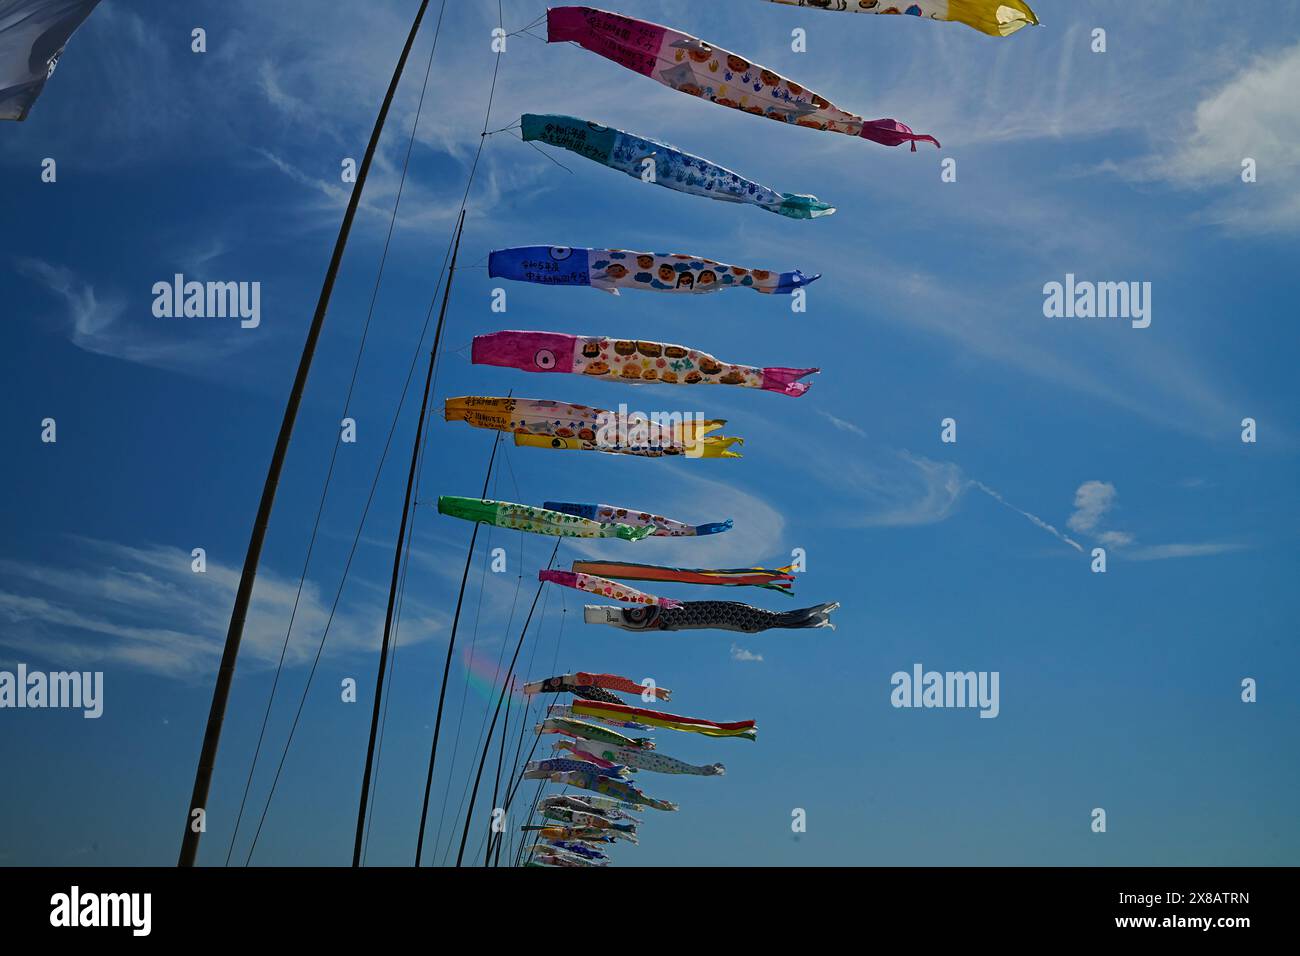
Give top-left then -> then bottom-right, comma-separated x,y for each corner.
570,700 -> 758,742
547,704 -> 653,732
571,559 -> 795,594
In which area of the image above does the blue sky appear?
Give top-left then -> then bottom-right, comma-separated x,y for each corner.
1,0 -> 1298,866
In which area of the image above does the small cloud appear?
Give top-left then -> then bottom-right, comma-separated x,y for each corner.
1067,480 -> 1119,534
1124,542 -> 1248,561
818,411 -> 866,439
730,644 -> 763,663
1098,530 -> 1136,548
1061,482 -> 1248,561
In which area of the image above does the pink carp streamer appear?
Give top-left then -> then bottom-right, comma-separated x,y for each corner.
547,6 -> 938,149
472,331 -> 817,397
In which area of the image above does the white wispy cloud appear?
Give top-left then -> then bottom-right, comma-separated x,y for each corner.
14,257 -> 255,372
1060,480 -> 1248,561
729,643 -> 763,663
0,537 -> 445,680
853,452 -> 966,528
1124,542 -> 1248,561
818,410 -> 866,438
1148,39 -> 1300,233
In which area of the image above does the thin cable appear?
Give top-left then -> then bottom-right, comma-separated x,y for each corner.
456,540 -> 561,867
242,222 -> 457,866
243,0 -> 514,863
223,0 -> 449,868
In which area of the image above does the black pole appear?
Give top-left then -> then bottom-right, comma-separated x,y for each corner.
456,542 -> 560,866
484,679 -> 513,866
413,430 -> 505,865
178,0 -> 433,868
352,209 -> 465,866
491,690 -> 535,864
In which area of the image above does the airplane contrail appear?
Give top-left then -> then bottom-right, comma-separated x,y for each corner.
969,481 -> 1084,553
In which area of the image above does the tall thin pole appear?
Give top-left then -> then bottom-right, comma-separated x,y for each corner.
455,543 -> 559,867
491,689 -> 535,865
485,679 -> 514,866
179,0 -> 434,868
413,432 -> 504,865
353,209 -> 466,867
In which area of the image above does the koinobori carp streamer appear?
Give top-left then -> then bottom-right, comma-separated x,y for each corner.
489,245 -> 818,296
759,0 -> 1039,38
547,704 -> 653,732
526,677 -> 626,706
525,757 -> 628,779
562,738 -> 726,777
532,823 -> 639,843
521,114 -> 834,220
585,600 -> 840,633
547,6 -> 939,149
513,431 -> 743,458
539,716 -> 655,750
571,559 -> 795,594
471,331 -> 818,397
446,395 -> 743,459
540,805 -> 634,831
540,569 -> 683,608
544,770 -> 679,811
529,842 -> 608,865
0,0 -> 101,122
545,502 -> 732,537
570,699 -> 758,741
539,794 -> 641,817
526,670 -> 672,701
436,496 -> 654,541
